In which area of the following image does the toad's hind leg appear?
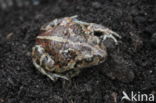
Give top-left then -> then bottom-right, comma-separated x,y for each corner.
88,23 -> 121,45
32,45 -> 69,81
33,59 -> 69,81
64,69 -> 81,79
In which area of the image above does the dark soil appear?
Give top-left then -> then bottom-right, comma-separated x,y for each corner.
0,0 -> 156,103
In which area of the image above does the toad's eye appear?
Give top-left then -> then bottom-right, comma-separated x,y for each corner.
94,31 -> 103,37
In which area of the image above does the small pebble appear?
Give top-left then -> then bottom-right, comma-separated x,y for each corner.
130,32 -> 143,51
134,16 -> 146,25
151,32 -> 156,47
6,32 -> 13,40
111,92 -> 117,103
26,52 -> 31,56
145,24 -> 156,34
92,2 -> 101,9
0,98 -> 4,102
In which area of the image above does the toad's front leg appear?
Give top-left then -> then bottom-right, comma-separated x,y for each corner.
88,23 -> 121,45
73,18 -> 121,44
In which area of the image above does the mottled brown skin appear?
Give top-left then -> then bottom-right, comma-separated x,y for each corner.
36,24 -> 107,71
32,16 -> 120,81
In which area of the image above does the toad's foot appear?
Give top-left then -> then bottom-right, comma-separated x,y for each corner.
32,59 -> 69,81
64,69 -> 80,79
47,73 -> 69,81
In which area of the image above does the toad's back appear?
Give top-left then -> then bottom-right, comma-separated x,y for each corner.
36,24 -> 89,60
36,23 -> 106,65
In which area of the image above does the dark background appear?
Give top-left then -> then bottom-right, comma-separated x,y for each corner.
0,0 -> 156,103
